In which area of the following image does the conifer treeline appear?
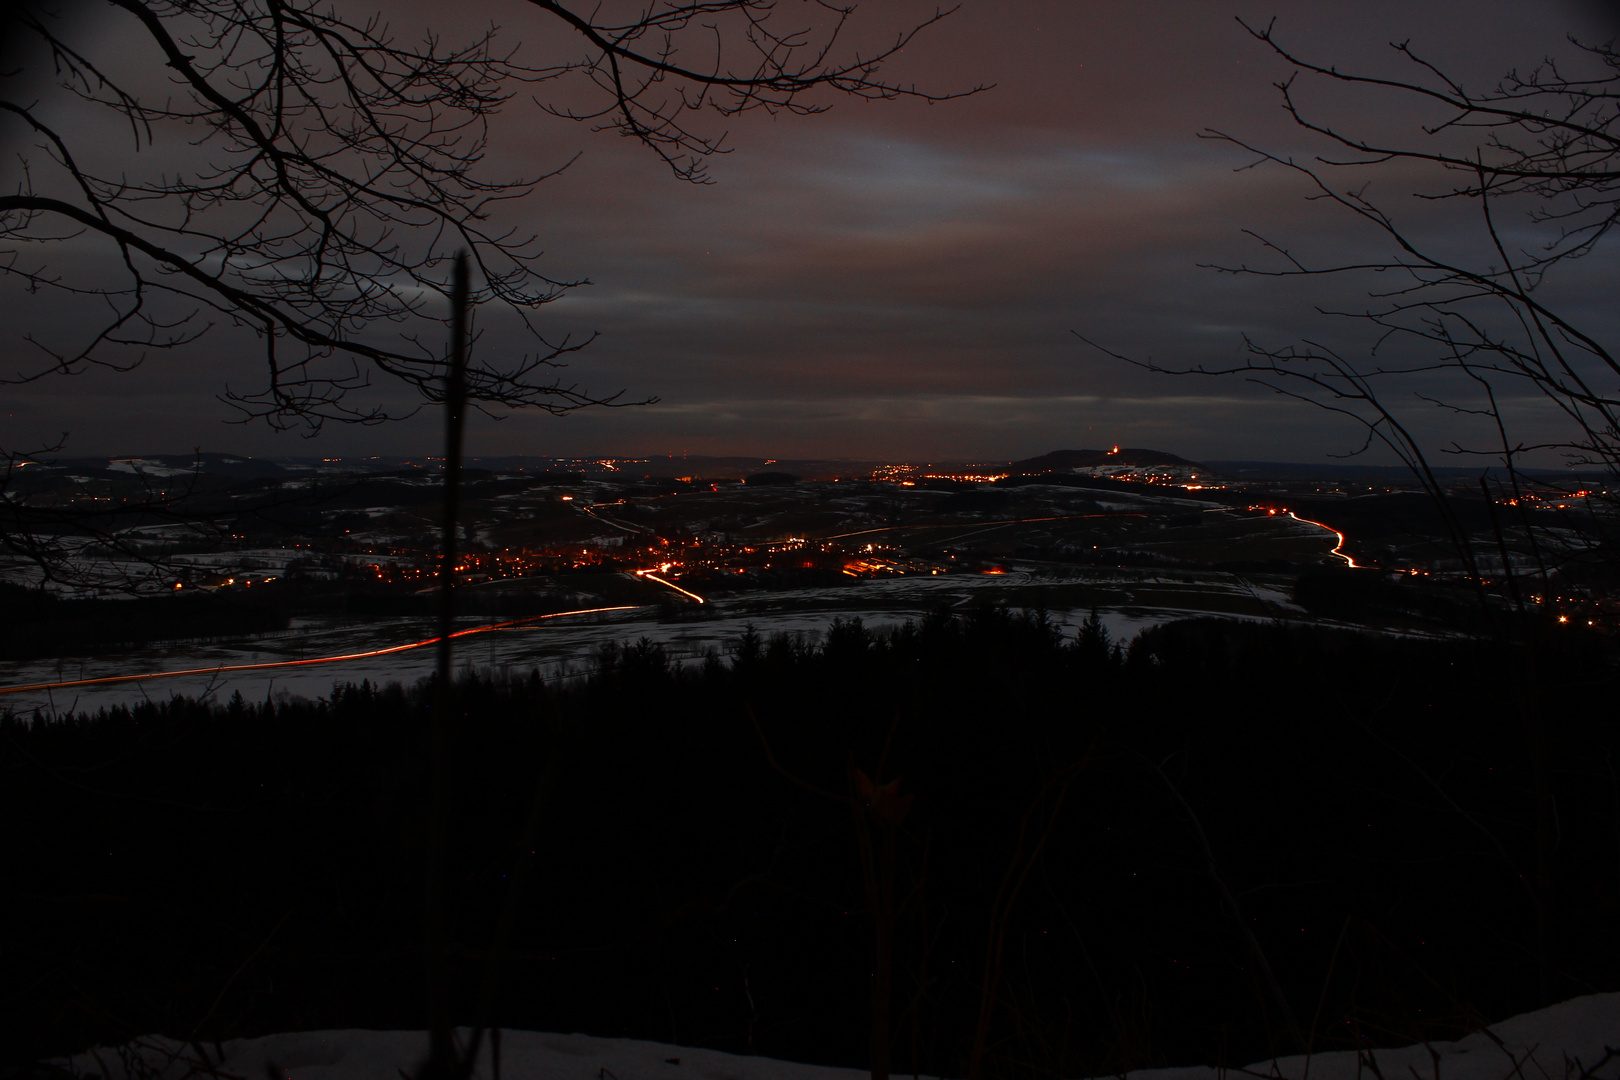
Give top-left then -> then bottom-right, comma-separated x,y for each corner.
3,611 -> 1617,1075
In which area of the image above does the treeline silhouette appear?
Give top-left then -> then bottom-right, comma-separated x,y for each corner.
3,611 -> 1617,1075
0,581 -> 607,660
0,584 -> 289,660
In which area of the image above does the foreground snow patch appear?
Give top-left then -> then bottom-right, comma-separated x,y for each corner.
1231,993 -> 1620,1080
63,994 -> 1620,1080
69,1030 -> 871,1080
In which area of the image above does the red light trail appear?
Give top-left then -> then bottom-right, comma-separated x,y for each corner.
0,605 -> 641,696
1286,512 -> 1358,568
636,570 -> 706,603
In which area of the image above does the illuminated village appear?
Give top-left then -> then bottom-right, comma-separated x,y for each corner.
9,446 -> 1611,637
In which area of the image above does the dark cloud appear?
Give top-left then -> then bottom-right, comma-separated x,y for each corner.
3,0 -> 1615,462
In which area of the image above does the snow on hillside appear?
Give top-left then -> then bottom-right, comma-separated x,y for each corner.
63,994 -> 1620,1080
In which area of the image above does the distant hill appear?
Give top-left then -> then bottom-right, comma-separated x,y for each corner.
1010,448 -> 1204,472
53,453 -> 290,478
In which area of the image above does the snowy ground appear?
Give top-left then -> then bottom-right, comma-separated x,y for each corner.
60,993 -> 1620,1080
0,568 -> 1317,717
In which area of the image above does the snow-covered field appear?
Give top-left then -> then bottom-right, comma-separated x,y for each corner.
0,568 -> 1312,716
61,993 -> 1620,1080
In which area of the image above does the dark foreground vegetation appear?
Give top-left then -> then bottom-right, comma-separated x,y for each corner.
0,584 -> 291,660
3,612 -> 1618,1075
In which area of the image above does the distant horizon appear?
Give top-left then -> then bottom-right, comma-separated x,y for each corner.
30,445 -> 1394,466
26,445 -> 1612,481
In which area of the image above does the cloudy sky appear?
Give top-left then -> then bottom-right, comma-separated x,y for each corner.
4,0 -> 1618,463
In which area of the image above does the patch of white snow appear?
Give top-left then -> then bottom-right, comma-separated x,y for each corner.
60,994 -> 1620,1080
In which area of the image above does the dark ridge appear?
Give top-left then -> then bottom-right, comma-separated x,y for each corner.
995,471 -> 1220,499
1010,448 -> 1205,472
743,471 -> 800,486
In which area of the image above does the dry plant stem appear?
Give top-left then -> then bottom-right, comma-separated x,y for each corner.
1479,479 -> 1527,619
852,786 -> 898,1080
187,905 -> 296,1043
965,754 -> 1090,1080
1488,586 -> 1561,1006
903,836 -> 933,1080
1138,751 -> 1306,1057
423,253 -> 470,1080
1347,705 -> 1548,958
858,715 -> 909,1080
455,751 -> 561,1080
1526,670 -> 1558,1005
1303,915 -> 1352,1075
752,707 -> 913,1080
1480,481 -> 1560,1002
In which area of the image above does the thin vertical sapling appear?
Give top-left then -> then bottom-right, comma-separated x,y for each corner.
750,707 -> 924,1080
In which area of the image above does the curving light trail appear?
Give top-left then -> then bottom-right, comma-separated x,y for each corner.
0,605 -> 642,696
1286,512 -> 1358,568
636,570 -> 705,604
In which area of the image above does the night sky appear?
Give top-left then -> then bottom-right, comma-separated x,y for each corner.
4,0 -> 1617,463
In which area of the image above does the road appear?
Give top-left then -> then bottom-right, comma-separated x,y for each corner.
1286,512 -> 1358,568
0,605 -> 641,697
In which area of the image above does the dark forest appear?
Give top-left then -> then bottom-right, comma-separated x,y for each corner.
6,611 -> 1616,1075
